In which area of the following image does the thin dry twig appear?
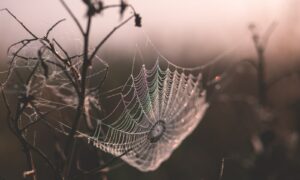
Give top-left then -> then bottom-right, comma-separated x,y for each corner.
89,14 -> 135,62
46,19 -> 66,38
77,149 -> 131,176
218,158 -> 225,180
59,0 -> 84,35
249,22 -> 277,106
0,8 -> 38,38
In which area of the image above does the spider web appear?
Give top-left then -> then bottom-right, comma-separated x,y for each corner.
1,37 -> 239,172
77,36 -> 214,171
88,58 -> 208,171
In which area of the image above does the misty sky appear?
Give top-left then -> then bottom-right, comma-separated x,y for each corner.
0,0 -> 299,63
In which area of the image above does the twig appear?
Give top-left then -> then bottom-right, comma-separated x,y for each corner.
20,102 -> 49,131
25,61 -> 40,86
82,149 -> 131,175
3,39 -> 35,86
88,66 -> 109,94
102,4 -> 137,14
63,10 -> 94,180
38,39 -> 81,94
5,97 -> 37,180
261,22 -> 277,48
89,14 -> 135,61
218,158 -> 225,180
52,38 -> 81,80
59,0 -> 84,35
46,19 -> 66,38
0,8 -> 38,39
52,39 -> 70,60
14,53 -> 80,96
267,69 -> 300,90
5,55 -> 41,180
7,38 -> 37,54
249,23 -> 276,106
0,85 -> 15,135
26,138 -> 63,180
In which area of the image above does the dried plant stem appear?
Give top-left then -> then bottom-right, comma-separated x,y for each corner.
85,149 -> 131,175
250,22 -> 277,106
218,158 -> 225,180
0,8 -> 38,39
58,0 -> 84,35
257,47 -> 266,105
89,14 -> 135,61
0,90 -> 37,180
63,13 -> 93,179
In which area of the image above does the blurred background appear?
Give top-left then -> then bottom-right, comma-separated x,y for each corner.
1,0 -> 300,179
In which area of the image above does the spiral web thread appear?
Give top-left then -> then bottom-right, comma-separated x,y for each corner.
88,57 -> 209,171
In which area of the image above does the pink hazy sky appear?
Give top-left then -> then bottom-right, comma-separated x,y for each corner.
0,0 -> 299,63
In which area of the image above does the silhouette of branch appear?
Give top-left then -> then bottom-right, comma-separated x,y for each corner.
89,14 -> 135,61
88,66 -> 109,95
0,8 -> 38,38
59,0 -> 84,35
218,158 -> 225,180
249,22 -> 276,106
77,149 -> 131,176
267,69 -> 300,90
46,19 -> 66,38
63,13 -> 93,180
3,60 -> 41,180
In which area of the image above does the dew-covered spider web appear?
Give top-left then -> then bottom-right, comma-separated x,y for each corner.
88,59 -> 209,171
81,36 -> 240,171
0,35 -> 237,172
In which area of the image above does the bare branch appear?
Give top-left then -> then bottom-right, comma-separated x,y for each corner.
89,14 -> 135,61
64,14 -> 93,180
267,69 -> 300,90
52,38 -> 70,60
2,39 -> 35,86
0,8 -> 38,38
26,139 -> 63,180
218,158 -> 225,180
88,66 -> 109,94
261,22 -> 277,49
84,149 -> 131,175
0,85 -> 15,134
59,0 -> 84,35
7,38 -> 37,54
46,19 -> 66,38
